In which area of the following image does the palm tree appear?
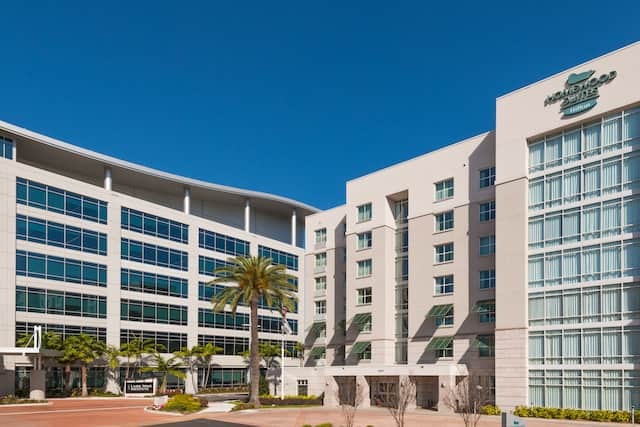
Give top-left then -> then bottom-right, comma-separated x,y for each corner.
16,330 -> 63,351
104,345 -> 122,394
174,346 -> 202,394
259,342 -> 282,370
197,343 -> 223,389
208,255 -> 297,407
62,334 -> 106,397
141,352 -> 185,394
120,337 -> 160,380
293,342 -> 305,367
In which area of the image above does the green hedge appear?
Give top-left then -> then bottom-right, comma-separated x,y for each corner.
480,404 -> 501,415
514,406 -> 640,423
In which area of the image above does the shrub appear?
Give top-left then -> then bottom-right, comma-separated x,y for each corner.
0,395 -> 47,405
259,375 -> 269,396
89,390 -> 120,397
161,394 -> 205,413
232,402 -> 256,411
513,406 -> 638,423
480,404 -> 501,415
258,395 -> 323,406
314,424 -> 333,427
302,425 -> 312,427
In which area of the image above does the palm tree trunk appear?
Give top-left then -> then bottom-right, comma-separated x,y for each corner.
81,364 -> 88,397
249,297 -> 260,407
64,364 -> 71,391
161,374 -> 167,394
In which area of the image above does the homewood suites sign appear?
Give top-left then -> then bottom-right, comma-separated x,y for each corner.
544,70 -> 617,117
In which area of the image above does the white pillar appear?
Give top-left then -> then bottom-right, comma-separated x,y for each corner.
244,199 -> 251,232
183,188 -> 191,215
29,369 -> 45,400
11,140 -> 17,160
291,209 -> 297,246
104,167 -> 112,191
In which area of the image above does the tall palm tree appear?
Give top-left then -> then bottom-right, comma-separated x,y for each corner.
208,255 -> 297,407
120,337 -> 159,379
197,343 -> 223,389
141,352 -> 185,394
63,334 -> 106,397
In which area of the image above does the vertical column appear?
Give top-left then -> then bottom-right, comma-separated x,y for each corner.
104,167 -> 112,191
437,375 -> 456,413
323,376 -> 339,407
356,375 -> 371,408
291,208 -> 297,246
183,188 -> 191,215
244,199 -> 251,233
399,375 -> 417,410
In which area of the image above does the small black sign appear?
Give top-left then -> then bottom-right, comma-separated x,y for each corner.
125,381 -> 154,394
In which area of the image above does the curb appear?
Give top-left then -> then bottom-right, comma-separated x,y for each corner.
0,402 -> 52,408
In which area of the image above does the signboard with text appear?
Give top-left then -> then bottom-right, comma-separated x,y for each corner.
124,379 -> 156,397
544,69 -> 617,118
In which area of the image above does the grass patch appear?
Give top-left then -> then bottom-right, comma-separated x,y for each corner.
0,396 -> 47,405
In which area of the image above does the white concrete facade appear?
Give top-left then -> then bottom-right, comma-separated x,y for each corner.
297,41 -> 640,412
0,120 -> 315,396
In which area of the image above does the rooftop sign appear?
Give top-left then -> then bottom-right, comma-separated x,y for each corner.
544,70 -> 617,117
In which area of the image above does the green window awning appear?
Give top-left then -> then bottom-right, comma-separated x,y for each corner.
351,341 -> 371,354
352,313 -> 372,328
427,304 -> 453,317
474,334 -> 495,349
426,336 -> 453,351
309,346 -> 326,357
309,321 -> 325,334
472,300 -> 495,313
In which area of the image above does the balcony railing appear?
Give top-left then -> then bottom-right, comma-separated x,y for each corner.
314,265 -> 327,274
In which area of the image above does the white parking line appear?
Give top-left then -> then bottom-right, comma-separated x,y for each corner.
0,405 -> 148,416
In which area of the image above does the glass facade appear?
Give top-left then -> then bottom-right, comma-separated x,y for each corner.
199,228 -> 249,256
121,207 -> 188,244
121,238 -> 189,271
527,106 -> 640,411
16,250 -> 107,287
16,286 -> 106,318
1,135 -> 13,159
198,282 -> 298,313
16,322 -> 106,343
258,245 -> 298,270
17,214 -> 107,255
199,255 -> 232,277
121,268 -> 188,298
120,298 -> 188,325
17,178 -> 108,224
198,308 -> 298,334
120,329 -> 187,353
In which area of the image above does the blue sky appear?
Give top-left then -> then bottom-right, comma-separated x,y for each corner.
1,1 -> 638,210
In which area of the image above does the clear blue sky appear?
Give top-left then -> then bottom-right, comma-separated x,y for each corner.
1,1 -> 638,210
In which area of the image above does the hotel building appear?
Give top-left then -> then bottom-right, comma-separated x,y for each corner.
0,121 -> 315,396
291,42 -> 640,412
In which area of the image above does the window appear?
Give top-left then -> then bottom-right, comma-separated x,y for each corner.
314,300 -> 327,317
360,314 -> 372,333
396,285 -> 408,310
395,229 -> 408,252
357,259 -> 372,277
393,256 -> 407,282
121,268 -> 188,298
258,245 -> 298,270
198,335 -> 248,355
122,207 -> 189,244
435,275 -> 454,295
314,228 -> 327,245
477,335 -> 495,357
198,228 -> 248,255
1,135 -> 13,160
393,199 -> 409,224
476,300 -> 496,323
16,178 -> 108,224
121,238 -> 188,271
357,203 -> 372,222
353,342 -> 371,360
198,308 -> 248,330
315,253 -> 327,272
480,270 -> 496,289
16,286 -> 106,318
435,179 -> 454,201
435,307 -> 454,327
479,201 -> 496,222
395,313 -> 408,338
357,231 -> 372,250
17,215 -> 107,255
479,235 -> 496,256
435,211 -> 454,232
199,282 -> 298,313
123,329 -> 188,353
121,299 -> 187,325
16,250 -> 107,287
198,255 -> 232,277
480,167 -> 496,188
297,379 -> 309,396
435,243 -> 454,263
17,322 -> 106,344
357,287 -> 372,305
315,276 -> 327,295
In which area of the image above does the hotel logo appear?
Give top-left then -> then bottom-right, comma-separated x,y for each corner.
544,69 -> 617,117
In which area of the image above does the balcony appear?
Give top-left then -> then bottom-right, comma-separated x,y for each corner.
314,287 -> 327,298
314,265 -> 327,274
313,312 -> 327,322
314,241 -> 326,250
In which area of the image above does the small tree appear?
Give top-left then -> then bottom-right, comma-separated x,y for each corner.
141,352 -> 185,394
197,343 -> 222,389
293,342 -> 304,367
382,377 -> 416,427
174,346 -> 202,394
443,377 -> 491,427
17,331 -> 63,350
104,345 -> 122,394
336,378 -> 363,427
259,342 -> 282,370
63,334 -> 106,397
120,336 -> 160,379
